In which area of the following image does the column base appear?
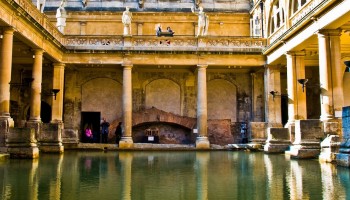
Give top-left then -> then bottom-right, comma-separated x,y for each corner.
264,142 -> 290,153
40,144 -> 64,153
196,137 -> 210,149
119,137 -> 134,149
319,135 -> 340,163
7,146 -> 39,159
285,145 -> 320,159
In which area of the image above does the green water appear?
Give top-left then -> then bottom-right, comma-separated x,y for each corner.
0,151 -> 349,200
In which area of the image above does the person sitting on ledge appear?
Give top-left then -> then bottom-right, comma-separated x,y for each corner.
167,27 -> 174,33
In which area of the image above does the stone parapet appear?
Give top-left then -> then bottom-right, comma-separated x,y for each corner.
286,120 -> 324,159
6,127 -> 39,158
264,128 -> 291,153
336,106 -> 350,167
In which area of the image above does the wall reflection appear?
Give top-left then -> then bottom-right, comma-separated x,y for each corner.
0,151 -> 349,199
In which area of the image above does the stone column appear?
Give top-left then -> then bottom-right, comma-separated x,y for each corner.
317,29 -> 343,121
285,51 -> 307,122
0,28 -> 15,149
0,28 -> 15,119
119,64 -> 133,148
196,65 -> 210,149
51,63 -> 65,123
29,49 -> 44,122
264,65 -> 282,127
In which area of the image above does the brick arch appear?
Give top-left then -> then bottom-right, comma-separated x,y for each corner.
131,107 -> 196,130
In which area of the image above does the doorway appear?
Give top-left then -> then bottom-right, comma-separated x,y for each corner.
81,112 -> 101,143
281,95 -> 288,126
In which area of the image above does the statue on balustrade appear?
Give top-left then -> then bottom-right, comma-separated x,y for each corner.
191,6 -> 209,37
37,0 -> 46,13
56,1 -> 67,33
122,6 -> 133,36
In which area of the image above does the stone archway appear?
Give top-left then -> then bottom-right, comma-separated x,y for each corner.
82,78 -> 122,123
207,79 -> 237,122
145,79 -> 181,115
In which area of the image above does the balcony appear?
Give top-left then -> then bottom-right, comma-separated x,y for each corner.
63,35 -> 266,53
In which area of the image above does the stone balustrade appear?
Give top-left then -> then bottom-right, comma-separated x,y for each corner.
64,35 -> 266,52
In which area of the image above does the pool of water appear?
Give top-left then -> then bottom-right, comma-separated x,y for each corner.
0,151 -> 349,200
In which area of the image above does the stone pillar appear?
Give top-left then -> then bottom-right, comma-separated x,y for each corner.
119,65 -> 133,148
29,49 -> 44,122
251,72 -> 264,122
51,63 -> 65,123
0,28 -> 15,149
264,127 -> 291,153
286,120 -> 323,159
0,28 -> 14,119
196,65 -> 210,149
264,65 -> 282,127
6,127 -> 39,158
317,29 -> 343,121
285,51 -> 307,123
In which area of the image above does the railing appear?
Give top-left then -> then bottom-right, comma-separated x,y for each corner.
63,35 -> 267,52
290,0 -> 325,27
11,0 -> 64,44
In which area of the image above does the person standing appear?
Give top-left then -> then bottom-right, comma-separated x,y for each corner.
100,117 -> 110,143
115,122 -> 123,144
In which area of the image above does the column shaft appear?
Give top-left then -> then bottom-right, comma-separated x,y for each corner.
122,65 -> 132,137
286,52 -> 307,122
317,29 -> 343,120
197,65 -> 208,137
51,63 -> 65,122
264,65 -> 282,126
0,28 -> 14,118
29,49 -> 44,122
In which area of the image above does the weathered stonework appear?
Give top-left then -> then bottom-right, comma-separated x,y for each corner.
319,135 -> 340,163
286,120 -> 324,159
6,127 -> 39,158
39,123 -> 64,153
264,128 -> 291,153
336,106 -> 350,167
249,122 -> 267,144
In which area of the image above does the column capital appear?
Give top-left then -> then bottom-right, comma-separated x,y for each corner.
53,62 -> 65,68
1,27 -> 15,35
264,65 -> 281,71
32,48 -> 44,55
122,64 -> 133,69
317,29 -> 342,37
285,51 -> 306,57
197,65 -> 208,69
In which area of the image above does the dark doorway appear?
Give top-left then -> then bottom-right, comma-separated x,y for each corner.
26,101 -> 52,123
41,101 -> 52,123
81,112 -> 101,143
281,95 -> 288,126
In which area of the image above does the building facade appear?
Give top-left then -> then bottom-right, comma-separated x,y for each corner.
0,0 -> 349,161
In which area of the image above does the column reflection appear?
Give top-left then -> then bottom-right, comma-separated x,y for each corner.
119,152 -> 133,200
195,152 -> 209,200
287,160 -> 303,200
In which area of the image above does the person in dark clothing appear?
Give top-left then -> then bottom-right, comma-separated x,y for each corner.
100,117 -> 110,143
115,122 -> 123,144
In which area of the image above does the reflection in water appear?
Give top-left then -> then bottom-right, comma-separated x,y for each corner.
0,151 -> 349,199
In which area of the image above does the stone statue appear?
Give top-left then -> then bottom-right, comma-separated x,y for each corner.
122,7 -> 132,36
56,2 -> 67,33
191,6 -> 209,37
37,0 -> 46,13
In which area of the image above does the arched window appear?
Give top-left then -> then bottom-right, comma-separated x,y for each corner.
291,0 -> 309,14
269,0 -> 285,35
